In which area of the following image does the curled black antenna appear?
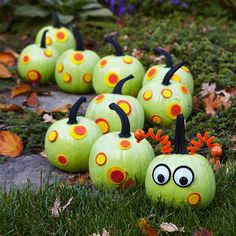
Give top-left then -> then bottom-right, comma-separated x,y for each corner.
105,36 -> 123,56
112,75 -> 134,94
154,48 -> 173,67
72,26 -> 84,51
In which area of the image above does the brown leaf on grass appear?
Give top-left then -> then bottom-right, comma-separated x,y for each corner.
199,83 -> 217,98
160,222 -> 185,233
0,131 -> 23,157
51,196 -> 73,217
193,227 -> 213,236
11,84 -> 32,98
138,218 -> 159,236
202,94 -> 222,115
0,51 -> 17,66
4,48 -> 19,59
24,92 -> 39,108
51,104 -> 71,113
209,159 -> 221,171
43,114 -> 56,123
226,87 -> 236,97
0,63 -> 12,79
0,103 -> 24,113
231,135 -> 236,152
193,95 -> 203,110
132,48 -> 144,60
67,173 -> 90,187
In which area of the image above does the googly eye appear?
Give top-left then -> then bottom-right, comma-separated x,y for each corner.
152,164 -> 171,185
173,166 -> 194,187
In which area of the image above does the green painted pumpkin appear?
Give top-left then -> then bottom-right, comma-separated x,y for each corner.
55,27 -> 100,93
35,12 -> 76,54
45,96 -> 102,172
138,61 -> 193,126
145,115 -> 216,208
89,103 -> 155,189
92,36 -> 145,96
85,75 -> 144,134
143,48 -> 194,94
18,30 -> 59,84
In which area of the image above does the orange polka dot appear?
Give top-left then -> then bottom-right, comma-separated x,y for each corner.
116,100 -> 132,115
22,55 -> 30,64
182,66 -> 190,73
57,154 -> 68,166
95,95 -> 105,103
167,103 -> 182,119
161,88 -> 172,98
107,167 -> 126,184
74,125 -> 86,135
146,67 -> 157,80
99,59 -> 107,68
105,72 -> 120,88
180,85 -> 189,94
95,118 -> 109,134
119,140 -> 131,150
69,125 -> 87,139
27,70 -> 41,83
48,130 -> 58,142
57,63 -> 64,73
62,73 -> 72,83
151,115 -> 162,124
171,74 -> 181,82
95,152 -> 107,166
55,31 -> 67,42
143,90 -> 153,100
123,56 -> 133,64
70,52 -> 84,64
83,73 -> 92,83
46,36 -> 52,45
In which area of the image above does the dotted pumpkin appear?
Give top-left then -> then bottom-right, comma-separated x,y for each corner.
89,103 -> 155,189
55,27 -> 100,93
138,61 -> 193,126
143,48 -> 194,94
144,115 -> 219,208
18,30 -> 59,84
35,12 -> 76,54
92,36 -> 145,96
85,75 -> 145,134
45,96 -> 102,172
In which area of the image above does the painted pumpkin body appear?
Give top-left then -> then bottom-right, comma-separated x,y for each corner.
55,49 -> 100,93
35,26 -> 76,54
145,153 -> 216,208
18,42 -> 59,84
89,132 -> 155,189
138,81 -> 192,126
143,65 -> 194,94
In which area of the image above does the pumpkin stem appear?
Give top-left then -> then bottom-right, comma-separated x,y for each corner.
173,114 -> 188,154
105,36 -> 123,56
109,103 -> 131,138
52,11 -> 60,28
67,96 -> 87,125
40,30 -> 49,49
162,61 -> 187,86
72,26 -> 84,51
112,75 -> 134,94
154,48 -> 173,67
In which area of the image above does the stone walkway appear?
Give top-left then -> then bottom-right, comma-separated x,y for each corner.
0,90 -> 96,190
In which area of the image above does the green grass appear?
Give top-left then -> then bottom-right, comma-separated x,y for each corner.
0,160 -> 235,235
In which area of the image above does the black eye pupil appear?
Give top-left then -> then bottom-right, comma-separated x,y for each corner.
180,177 -> 188,185
158,174 -> 165,183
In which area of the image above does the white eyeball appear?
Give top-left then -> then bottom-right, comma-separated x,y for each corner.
173,166 -> 194,187
152,164 -> 171,185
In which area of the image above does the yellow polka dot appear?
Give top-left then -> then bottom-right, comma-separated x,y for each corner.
151,115 -> 162,124
95,118 -> 109,134
46,37 -> 52,45
62,73 -> 72,83
116,100 -> 132,115
187,193 -> 201,206
161,89 -> 172,98
123,56 -> 133,64
27,70 -> 41,82
48,130 -> 58,142
44,49 -> 53,57
182,66 -> 190,73
69,125 -> 87,140
57,63 -> 64,73
171,74 -> 181,82
83,73 -> 92,83
22,55 -> 30,64
96,152 -> 107,166
143,90 -> 153,100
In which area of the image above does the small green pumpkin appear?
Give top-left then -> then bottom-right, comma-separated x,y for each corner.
45,96 -> 102,172
145,115 -> 216,208
55,27 -> 100,93
143,48 -> 194,94
89,103 -> 154,189
138,61 -> 193,126
35,12 -> 76,54
85,75 -> 144,134
92,36 -> 145,96
18,30 -> 59,84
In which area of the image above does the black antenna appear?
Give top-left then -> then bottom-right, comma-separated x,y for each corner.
112,75 -> 134,94
154,48 -> 173,67
105,36 -> 123,56
72,26 -> 84,51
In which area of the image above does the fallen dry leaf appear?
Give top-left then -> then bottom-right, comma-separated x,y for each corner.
132,48 -> 144,60
209,159 -> 221,171
202,94 -> 222,115
39,150 -> 47,158
231,135 -> 236,152
149,54 -> 165,63
4,48 -> 19,59
91,228 -> 110,236
199,83 -> 217,98
11,84 -> 32,98
160,222 -> 184,233
0,103 -> 24,113
67,173 -> 90,187
138,218 -> 159,236
0,51 -> 17,66
43,114 -> 56,123
51,104 -> 71,113
0,131 -> 23,157
193,227 -> 213,236
24,92 -> 39,108
0,63 -> 12,79
51,196 -> 73,217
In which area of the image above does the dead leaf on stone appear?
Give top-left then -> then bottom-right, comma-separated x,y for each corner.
0,131 -> 23,157
51,104 -> 71,113
160,222 -> 184,233
67,173 -> 90,187
24,92 -> 39,108
91,228 -> 110,236
39,150 -> 47,158
0,103 -> 24,113
0,63 -> 12,79
11,84 -> 32,98
138,218 -> 159,236
193,227 -> 213,236
0,51 -> 17,66
43,114 -> 56,123
51,196 -> 73,217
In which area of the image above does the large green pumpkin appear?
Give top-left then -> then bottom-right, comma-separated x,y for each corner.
85,75 -> 144,134
18,30 -> 59,84
143,48 -> 194,94
45,97 -> 102,172
145,115 -> 216,208
35,12 -> 76,54
138,61 -> 193,126
89,103 -> 154,189
55,27 -> 100,93
92,37 -> 145,96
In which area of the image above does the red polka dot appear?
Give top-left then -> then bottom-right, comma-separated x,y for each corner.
171,104 -> 181,116
108,74 -> 118,84
96,95 -> 104,101
74,53 -> 84,61
74,126 -> 86,135
110,170 -> 125,184
100,59 -> 107,66
124,178 -> 134,188
57,32 -> 65,39
120,140 -> 131,149
148,68 -> 156,77
181,86 -> 189,94
23,55 -> 29,62
58,155 -> 67,165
